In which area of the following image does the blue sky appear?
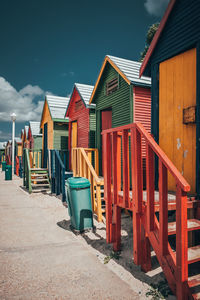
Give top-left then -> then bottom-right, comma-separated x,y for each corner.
0,0 -> 169,142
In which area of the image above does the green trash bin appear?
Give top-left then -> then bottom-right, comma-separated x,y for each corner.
65,177 -> 93,232
2,161 -> 6,171
5,165 -> 12,180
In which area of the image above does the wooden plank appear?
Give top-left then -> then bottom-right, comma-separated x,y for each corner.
146,144 -> 155,232
122,129 -> 129,208
159,160 -> 168,256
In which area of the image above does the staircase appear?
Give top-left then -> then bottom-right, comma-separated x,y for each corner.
30,168 -> 50,193
102,122 -> 200,300
72,148 -> 105,222
23,149 -> 50,193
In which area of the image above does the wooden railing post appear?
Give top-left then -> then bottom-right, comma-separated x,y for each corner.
122,129 -> 129,208
176,186 -> 188,300
159,160 -> 168,256
131,126 -> 142,265
103,133 -> 112,243
146,144 -> 155,232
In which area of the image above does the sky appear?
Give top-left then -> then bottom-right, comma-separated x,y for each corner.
0,0 -> 169,142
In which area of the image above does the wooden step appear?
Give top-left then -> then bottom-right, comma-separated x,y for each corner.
30,168 -> 48,171
188,274 -> 200,300
168,219 -> 200,235
94,189 -> 104,194
188,246 -> 200,264
32,183 -> 50,187
31,178 -> 49,183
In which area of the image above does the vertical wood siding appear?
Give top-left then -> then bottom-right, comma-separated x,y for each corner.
34,136 -> 42,150
133,86 -> 151,156
94,63 -> 130,158
67,88 -> 90,148
89,109 -> 96,148
53,122 -> 68,150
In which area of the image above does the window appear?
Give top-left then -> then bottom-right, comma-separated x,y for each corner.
106,77 -> 119,95
75,100 -> 82,111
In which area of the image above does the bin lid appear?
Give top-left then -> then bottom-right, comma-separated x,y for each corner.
6,165 -> 12,169
66,177 -> 90,188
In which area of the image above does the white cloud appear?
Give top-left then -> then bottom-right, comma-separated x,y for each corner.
0,76 -> 45,122
0,130 -> 11,140
144,0 -> 170,17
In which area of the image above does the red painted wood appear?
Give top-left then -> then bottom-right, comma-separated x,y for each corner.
102,123 -> 190,192
146,144 -> 155,232
141,224 -> 151,272
176,186 -> 188,297
131,126 -> 142,265
66,88 -> 90,147
140,0 -> 177,77
102,110 -> 112,175
122,129 -> 129,208
112,132 -> 118,205
68,121 -> 72,169
159,161 -> 168,256
101,110 -> 112,131
113,205 -> 121,251
103,133 -> 112,243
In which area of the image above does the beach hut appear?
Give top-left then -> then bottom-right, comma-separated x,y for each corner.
23,125 -> 29,149
15,137 -> 22,157
28,121 -> 42,150
65,83 -> 95,167
40,95 -> 70,167
89,55 -> 151,174
140,0 -> 200,196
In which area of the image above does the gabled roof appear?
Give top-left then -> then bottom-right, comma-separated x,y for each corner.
66,83 -> 95,116
24,126 -> 29,138
89,55 -> 151,104
15,137 -> 22,143
42,95 -> 70,122
29,121 -> 42,137
140,0 -> 176,77
21,129 -> 24,137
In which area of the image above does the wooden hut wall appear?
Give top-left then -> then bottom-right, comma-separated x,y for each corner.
53,122 -> 68,150
67,88 -> 90,148
40,101 -> 54,150
145,0 -> 200,195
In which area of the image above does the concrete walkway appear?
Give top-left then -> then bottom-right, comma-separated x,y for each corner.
0,172 -> 140,300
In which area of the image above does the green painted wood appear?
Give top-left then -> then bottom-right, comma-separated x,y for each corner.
33,136 -> 42,150
53,122 -> 68,150
89,109 -> 96,148
93,63 -> 131,174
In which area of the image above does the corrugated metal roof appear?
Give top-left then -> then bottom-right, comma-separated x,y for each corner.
46,95 -> 70,120
15,137 -> 21,143
75,83 -> 95,108
107,55 -> 151,86
24,126 -> 29,137
29,121 -> 42,136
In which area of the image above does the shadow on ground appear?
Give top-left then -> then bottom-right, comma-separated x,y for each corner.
57,213 -> 174,299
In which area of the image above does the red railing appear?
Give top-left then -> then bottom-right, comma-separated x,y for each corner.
15,156 -> 19,176
102,123 -> 190,299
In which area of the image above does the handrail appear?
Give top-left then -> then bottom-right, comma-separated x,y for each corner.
72,148 -> 104,222
102,122 -> 191,299
102,123 -> 190,192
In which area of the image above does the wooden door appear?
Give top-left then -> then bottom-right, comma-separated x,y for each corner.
159,48 -> 196,193
71,122 -> 77,148
101,110 -> 112,175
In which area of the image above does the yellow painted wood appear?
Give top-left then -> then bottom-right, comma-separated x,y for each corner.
72,147 -> 104,222
71,122 -> 77,148
159,48 -> 196,193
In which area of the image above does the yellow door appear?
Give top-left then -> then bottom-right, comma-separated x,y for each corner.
71,122 -> 77,148
159,48 -> 196,193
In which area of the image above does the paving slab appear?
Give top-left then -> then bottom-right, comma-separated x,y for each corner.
0,172 -> 140,300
